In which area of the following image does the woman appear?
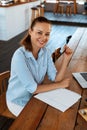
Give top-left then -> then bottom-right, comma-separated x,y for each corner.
6,16 -> 72,117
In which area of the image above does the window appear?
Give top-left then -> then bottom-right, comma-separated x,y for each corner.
77,0 -> 86,4
46,0 -> 56,3
46,0 -> 86,4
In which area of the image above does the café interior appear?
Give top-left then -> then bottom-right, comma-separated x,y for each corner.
0,0 -> 87,130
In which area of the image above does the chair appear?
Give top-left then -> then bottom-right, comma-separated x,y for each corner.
52,48 -> 61,63
0,71 -> 16,119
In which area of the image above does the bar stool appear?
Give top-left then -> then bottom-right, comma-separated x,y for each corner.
54,2 -> 58,14
40,6 -> 44,16
66,5 -> 72,15
57,4 -> 64,15
31,7 -> 39,23
37,5 -> 44,16
54,0 -> 64,15
37,5 -> 41,16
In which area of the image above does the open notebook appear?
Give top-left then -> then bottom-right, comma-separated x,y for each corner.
72,72 -> 87,88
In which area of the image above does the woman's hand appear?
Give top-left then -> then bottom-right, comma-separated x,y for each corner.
57,78 -> 71,89
55,45 -> 73,82
63,45 -> 73,64
34,78 -> 71,94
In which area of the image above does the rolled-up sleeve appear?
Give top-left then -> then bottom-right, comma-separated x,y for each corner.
47,50 -> 57,81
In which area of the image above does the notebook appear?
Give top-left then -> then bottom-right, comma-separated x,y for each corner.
72,72 -> 87,88
34,88 -> 81,112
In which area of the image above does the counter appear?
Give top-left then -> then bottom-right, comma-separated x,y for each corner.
0,0 -> 40,41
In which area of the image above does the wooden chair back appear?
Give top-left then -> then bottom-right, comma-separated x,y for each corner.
52,48 -> 61,63
0,71 -> 16,119
0,71 -> 10,113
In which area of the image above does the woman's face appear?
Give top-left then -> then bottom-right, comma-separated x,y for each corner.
29,22 -> 51,50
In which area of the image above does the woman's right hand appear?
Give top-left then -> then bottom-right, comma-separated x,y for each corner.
57,78 -> 71,89
63,45 -> 73,65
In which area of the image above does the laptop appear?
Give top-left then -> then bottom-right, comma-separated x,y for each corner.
72,72 -> 87,88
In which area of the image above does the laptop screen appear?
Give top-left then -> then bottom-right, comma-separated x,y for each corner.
80,73 -> 87,81
72,72 -> 87,88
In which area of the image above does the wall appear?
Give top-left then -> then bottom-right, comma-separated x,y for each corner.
0,1 -> 40,41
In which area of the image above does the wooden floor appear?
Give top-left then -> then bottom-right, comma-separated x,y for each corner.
0,13 -> 87,73
44,12 -> 87,27
0,31 -> 27,73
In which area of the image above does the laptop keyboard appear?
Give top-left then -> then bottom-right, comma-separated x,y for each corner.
80,73 -> 87,81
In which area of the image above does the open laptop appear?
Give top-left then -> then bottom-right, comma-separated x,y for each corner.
72,72 -> 87,88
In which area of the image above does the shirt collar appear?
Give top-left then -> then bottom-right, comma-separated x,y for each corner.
21,46 -> 44,59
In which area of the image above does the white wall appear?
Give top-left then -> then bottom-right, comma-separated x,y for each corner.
0,1 -> 40,41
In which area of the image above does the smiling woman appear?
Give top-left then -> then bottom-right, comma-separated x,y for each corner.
6,16 -> 72,117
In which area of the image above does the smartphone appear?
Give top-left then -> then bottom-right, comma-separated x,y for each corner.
60,42 -> 68,55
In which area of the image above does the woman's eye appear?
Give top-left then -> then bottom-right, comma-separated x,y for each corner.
38,32 -> 42,35
37,32 -> 50,37
45,33 -> 50,36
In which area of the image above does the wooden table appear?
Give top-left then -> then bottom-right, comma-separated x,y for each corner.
9,28 -> 87,130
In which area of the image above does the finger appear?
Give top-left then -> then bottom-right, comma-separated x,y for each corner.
65,47 -> 72,54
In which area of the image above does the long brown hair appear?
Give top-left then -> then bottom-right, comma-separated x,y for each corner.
20,16 -> 51,51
